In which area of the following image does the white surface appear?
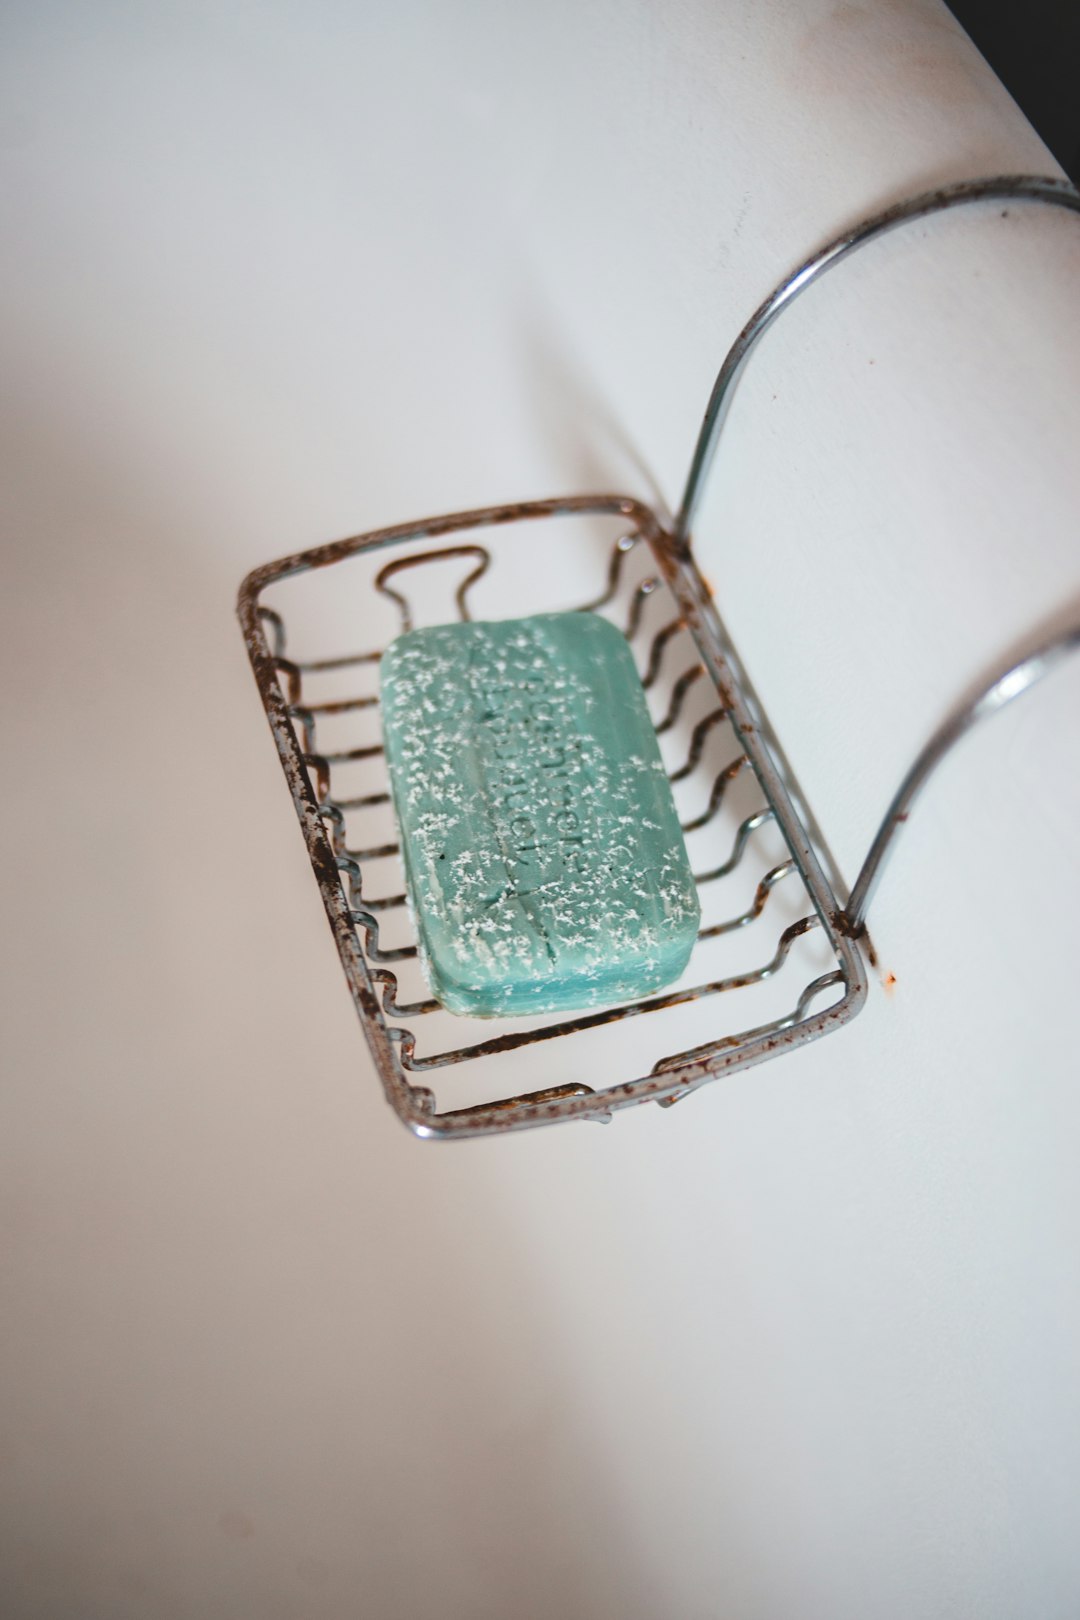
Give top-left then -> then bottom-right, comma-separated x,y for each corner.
3,3 -> 1080,1616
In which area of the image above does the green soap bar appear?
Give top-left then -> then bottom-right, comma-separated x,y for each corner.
379,611 -> 700,1017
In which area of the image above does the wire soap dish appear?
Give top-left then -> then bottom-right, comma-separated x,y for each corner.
238,176 -> 1080,1138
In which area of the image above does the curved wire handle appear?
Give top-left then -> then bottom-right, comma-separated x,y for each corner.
845,621 -> 1080,931
674,174 -> 1080,936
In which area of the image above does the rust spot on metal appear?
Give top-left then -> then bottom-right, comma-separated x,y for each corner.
451,1083 -> 608,1120
832,907 -> 879,966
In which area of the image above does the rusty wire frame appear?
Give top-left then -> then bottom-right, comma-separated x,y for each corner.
239,496 -> 867,1137
238,174 -> 1080,1139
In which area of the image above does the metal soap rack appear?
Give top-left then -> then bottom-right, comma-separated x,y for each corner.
238,176 -> 1080,1138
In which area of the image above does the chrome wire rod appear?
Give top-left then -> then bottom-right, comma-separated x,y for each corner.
845,619 -> 1080,935
675,174 -> 1080,937
675,175 -> 1080,543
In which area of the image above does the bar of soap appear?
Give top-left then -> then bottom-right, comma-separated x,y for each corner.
379,611 -> 700,1017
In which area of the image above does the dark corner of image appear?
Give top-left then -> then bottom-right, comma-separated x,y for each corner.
947,0 -> 1080,182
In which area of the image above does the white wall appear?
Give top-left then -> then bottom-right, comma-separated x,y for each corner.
3,3 -> 1080,1616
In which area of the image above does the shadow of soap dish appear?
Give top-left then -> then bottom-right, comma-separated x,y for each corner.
238,176 -> 1080,1138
